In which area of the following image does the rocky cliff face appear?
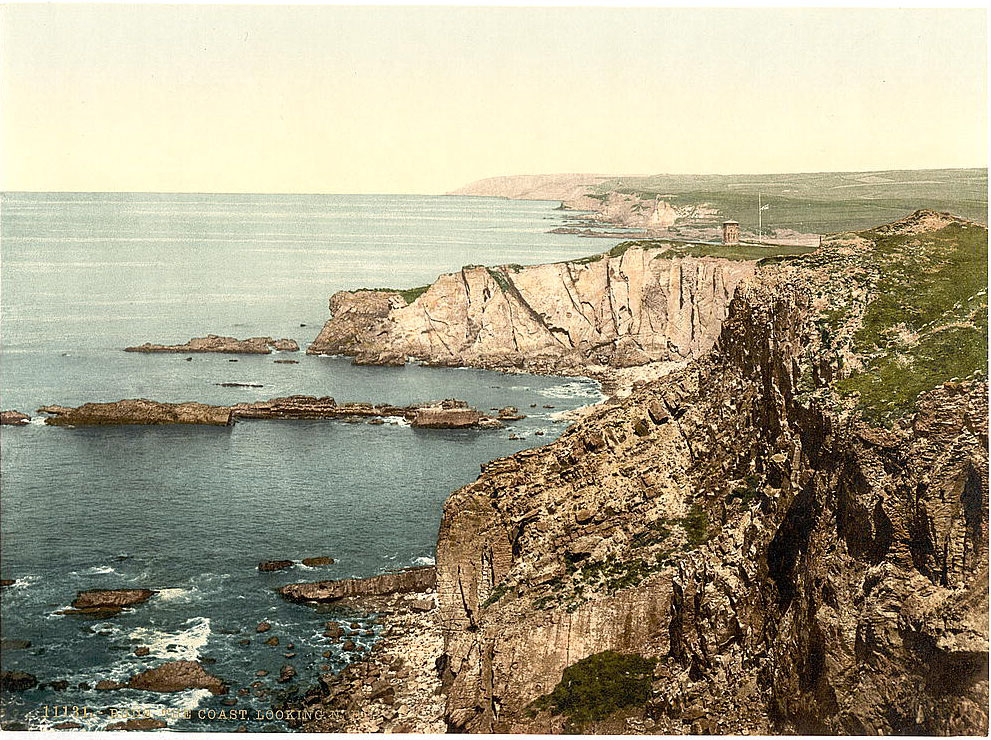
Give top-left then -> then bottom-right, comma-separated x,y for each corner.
433,212 -> 989,734
308,246 -> 756,375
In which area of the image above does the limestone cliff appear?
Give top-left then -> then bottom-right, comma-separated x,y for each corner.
308,246 -> 756,375
433,212 -> 989,734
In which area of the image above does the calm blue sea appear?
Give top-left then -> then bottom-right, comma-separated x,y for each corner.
0,193 -> 619,731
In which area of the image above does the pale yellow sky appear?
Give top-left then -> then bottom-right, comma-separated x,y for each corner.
0,5 -> 987,194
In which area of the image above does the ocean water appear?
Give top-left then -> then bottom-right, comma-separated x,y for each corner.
0,193 -> 618,731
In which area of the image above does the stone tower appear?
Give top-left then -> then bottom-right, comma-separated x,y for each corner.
722,220 -> 740,245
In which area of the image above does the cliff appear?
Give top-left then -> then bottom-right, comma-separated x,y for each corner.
432,211 -> 989,734
308,245 -> 756,376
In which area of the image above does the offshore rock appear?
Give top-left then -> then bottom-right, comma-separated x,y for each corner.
0,671 -> 38,691
279,566 -> 436,605
411,407 -> 482,429
0,410 -> 30,425
39,400 -> 232,427
125,335 -> 298,354
127,660 -> 226,695
307,247 -> 754,373
58,589 -> 157,617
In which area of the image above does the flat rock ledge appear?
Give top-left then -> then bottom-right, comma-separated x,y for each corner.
38,396 -> 504,429
279,566 -> 436,607
1,410 -> 30,425
57,589 -> 157,618
125,335 -> 298,354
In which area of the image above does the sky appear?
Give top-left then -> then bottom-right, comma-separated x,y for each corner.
0,5 -> 987,194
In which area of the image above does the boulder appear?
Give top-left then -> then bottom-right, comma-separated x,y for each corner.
256,622 -> 271,633
278,665 -> 296,683
127,660 -> 226,695
497,406 -> 526,420
96,679 -> 125,691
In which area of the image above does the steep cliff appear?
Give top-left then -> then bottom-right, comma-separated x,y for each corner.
308,246 -> 756,375
433,211 -> 989,734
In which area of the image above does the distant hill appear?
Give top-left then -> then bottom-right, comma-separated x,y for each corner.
451,168 -> 988,234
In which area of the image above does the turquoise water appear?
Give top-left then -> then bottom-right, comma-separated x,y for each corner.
0,193 -> 617,731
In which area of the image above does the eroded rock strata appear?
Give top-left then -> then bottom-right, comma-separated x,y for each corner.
296,211 -> 987,735
432,212 -> 989,735
307,246 -> 755,374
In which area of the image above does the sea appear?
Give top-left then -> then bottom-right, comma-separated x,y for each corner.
0,192 -> 623,731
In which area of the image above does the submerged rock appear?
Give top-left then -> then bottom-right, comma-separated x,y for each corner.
127,660 -> 226,695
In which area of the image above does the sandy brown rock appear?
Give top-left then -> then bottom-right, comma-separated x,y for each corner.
307,247 -> 754,374
302,556 -> 335,567
257,560 -> 293,572
127,660 -> 226,695
0,410 -> 30,425
124,334 -> 297,354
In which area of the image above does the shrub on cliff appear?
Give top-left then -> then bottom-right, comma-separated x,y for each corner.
530,650 -> 657,730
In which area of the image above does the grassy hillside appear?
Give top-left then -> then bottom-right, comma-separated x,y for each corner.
592,168 -> 987,233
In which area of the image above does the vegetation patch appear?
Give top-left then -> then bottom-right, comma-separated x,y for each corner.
481,581 -> 511,609
834,221 -> 988,423
359,285 -> 430,305
528,651 -> 657,731
486,267 -> 514,293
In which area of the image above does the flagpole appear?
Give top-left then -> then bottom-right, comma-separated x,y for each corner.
758,192 -> 762,244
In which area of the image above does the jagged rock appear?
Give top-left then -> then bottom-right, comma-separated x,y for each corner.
57,589 -> 156,617
432,214 -> 990,734
279,566 -> 436,605
124,335 -> 298,354
95,679 -> 125,691
256,621 -> 271,633
134,647 -> 150,657
127,660 -> 226,695
264,636 -> 280,647
0,410 -> 29,425
278,665 -> 296,683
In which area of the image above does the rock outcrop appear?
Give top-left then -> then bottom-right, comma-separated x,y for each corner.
124,335 -> 298,354
0,410 -> 30,425
279,566 -> 436,606
308,246 -> 755,374
39,400 -> 233,427
58,589 -> 157,617
430,212 -> 988,734
37,396 -> 506,429
127,661 -> 226,695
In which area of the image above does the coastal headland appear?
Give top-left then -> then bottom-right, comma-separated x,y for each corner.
285,208 -> 988,734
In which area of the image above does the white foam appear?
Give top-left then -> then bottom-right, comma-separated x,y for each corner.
128,616 -> 211,661
412,556 -> 436,566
